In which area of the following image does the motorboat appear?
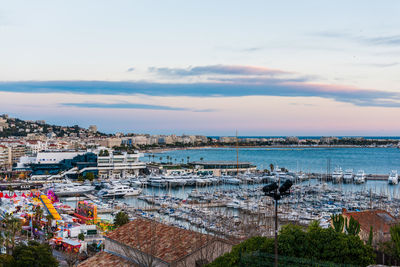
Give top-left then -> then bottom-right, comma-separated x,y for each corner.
388,170 -> 398,185
332,167 -> 343,183
354,170 -> 366,184
148,176 -> 167,188
53,181 -> 95,197
343,169 -> 354,183
221,176 -> 241,185
98,184 -> 141,198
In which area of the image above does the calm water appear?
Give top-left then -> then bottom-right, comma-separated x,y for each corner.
146,147 -> 400,174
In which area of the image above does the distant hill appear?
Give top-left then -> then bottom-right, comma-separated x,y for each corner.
0,114 -> 108,138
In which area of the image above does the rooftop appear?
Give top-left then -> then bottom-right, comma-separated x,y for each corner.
78,251 -> 136,267
343,209 -> 398,234
106,218 -> 218,263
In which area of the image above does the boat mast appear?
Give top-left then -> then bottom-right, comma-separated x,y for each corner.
236,130 -> 239,176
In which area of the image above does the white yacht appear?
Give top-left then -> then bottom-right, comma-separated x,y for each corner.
221,176 -> 241,185
98,184 -> 141,198
332,167 -> 343,183
354,170 -> 366,184
53,180 -> 95,197
343,169 -> 354,183
148,176 -> 167,188
388,170 -> 398,185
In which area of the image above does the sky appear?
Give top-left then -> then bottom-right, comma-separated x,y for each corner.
0,0 -> 400,135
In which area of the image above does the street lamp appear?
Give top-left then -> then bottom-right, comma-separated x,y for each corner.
263,179 -> 293,267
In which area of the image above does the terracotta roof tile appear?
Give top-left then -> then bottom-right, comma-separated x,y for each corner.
106,218 -> 215,263
343,209 -> 398,234
78,251 -> 135,267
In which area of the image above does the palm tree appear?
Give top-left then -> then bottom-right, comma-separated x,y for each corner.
187,156 -> 190,163
159,157 -> 163,163
45,214 -> 53,236
270,163 -> 274,172
200,157 -> 204,162
4,214 -> 21,253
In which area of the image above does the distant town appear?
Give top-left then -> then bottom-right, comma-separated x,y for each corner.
1,114 -> 399,172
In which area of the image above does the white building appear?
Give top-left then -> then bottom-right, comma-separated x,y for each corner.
97,151 -> 145,179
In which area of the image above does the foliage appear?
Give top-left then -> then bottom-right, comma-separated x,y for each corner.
0,254 -> 15,267
367,226 -> 373,246
12,240 -> 58,267
331,214 -> 344,233
113,211 -> 130,227
78,233 -> 85,241
99,150 -> 110,156
381,224 -> 400,261
84,172 -> 95,181
206,223 -> 375,267
345,216 -> 360,236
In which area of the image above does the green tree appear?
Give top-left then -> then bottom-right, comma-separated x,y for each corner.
3,214 -> 21,253
0,254 -> 15,267
269,163 -> 274,172
207,222 -> 375,267
113,211 -> 130,227
85,172 -> 95,181
345,216 -> 360,236
78,233 -> 85,241
382,224 -> 400,262
331,214 -> 344,233
367,226 -> 373,246
12,240 -> 58,267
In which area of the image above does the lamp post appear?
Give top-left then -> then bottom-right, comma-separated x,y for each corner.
263,179 -> 293,267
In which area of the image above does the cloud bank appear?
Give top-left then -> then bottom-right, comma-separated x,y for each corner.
1,64 -> 399,108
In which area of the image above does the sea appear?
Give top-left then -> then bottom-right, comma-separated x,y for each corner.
145,147 -> 400,175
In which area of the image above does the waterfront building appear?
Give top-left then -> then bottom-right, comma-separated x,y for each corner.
78,218 -> 232,267
16,151 -> 96,177
97,150 -> 145,179
189,161 -> 257,176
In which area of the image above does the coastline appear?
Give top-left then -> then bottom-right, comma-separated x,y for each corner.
142,145 -> 398,153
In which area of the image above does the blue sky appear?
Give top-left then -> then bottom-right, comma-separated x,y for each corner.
1,1 -> 400,135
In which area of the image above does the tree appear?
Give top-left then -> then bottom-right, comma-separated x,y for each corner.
0,254 -> 15,267
269,164 -> 274,172
187,156 -> 190,163
113,211 -> 130,227
331,214 -> 344,233
3,213 -> 21,253
12,240 -> 58,267
45,214 -> 53,237
368,226 -> 373,246
345,216 -> 360,236
78,233 -> 85,241
200,157 -> 204,162
382,224 -> 400,262
84,172 -> 95,181
207,222 -> 375,267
